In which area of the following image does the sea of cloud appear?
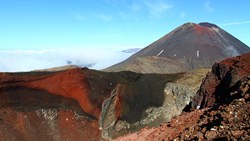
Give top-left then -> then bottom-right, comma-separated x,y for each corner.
0,48 -> 137,72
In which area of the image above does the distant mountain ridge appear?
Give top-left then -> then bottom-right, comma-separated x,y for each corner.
105,22 -> 250,73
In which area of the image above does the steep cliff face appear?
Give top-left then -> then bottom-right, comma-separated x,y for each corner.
99,69 -> 208,139
191,52 -> 250,109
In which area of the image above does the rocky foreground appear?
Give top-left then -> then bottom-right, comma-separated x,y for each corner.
114,94 -> 249,141
115,53 -> 250,141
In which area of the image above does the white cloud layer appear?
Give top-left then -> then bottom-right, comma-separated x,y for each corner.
0,48 -> 135,72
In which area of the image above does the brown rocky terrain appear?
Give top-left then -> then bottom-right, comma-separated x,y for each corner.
114,53 -> 250,141
0,67 -> 208,140
105,22 -> 250,73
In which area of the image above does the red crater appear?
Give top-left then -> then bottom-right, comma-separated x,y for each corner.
193,24 -> 211,35
0,68 -> 107,119
24,69 -> 100,118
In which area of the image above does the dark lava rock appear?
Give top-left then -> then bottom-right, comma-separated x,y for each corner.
191,52 -> 250,109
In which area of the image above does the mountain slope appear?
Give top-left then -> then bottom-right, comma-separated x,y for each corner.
105,22 -> 250,73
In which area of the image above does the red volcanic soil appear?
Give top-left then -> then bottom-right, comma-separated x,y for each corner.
0,68 -> 104,118
114,109 -> 205,141
0,108 -> 101,141
194,24 -> 211,34
57,110 -> 100,140
26,69 -> 99,117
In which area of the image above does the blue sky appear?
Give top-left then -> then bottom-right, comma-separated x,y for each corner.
0,0 -> 250,50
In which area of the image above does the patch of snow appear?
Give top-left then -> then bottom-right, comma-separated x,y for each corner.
197,51 -> 200,58
155,50 -> 164,57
